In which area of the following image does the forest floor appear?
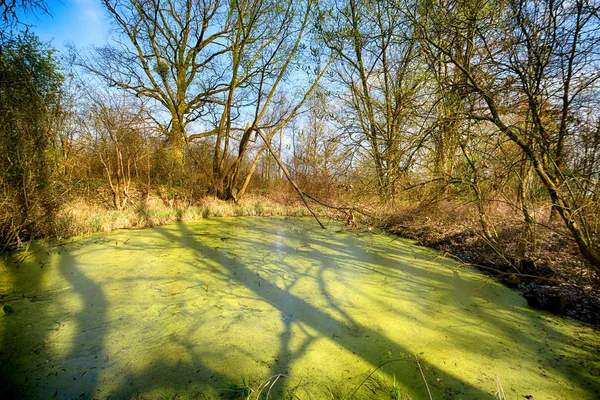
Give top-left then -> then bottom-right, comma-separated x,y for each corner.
385,203 -> 600,327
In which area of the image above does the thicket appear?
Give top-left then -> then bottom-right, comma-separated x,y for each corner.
0,33 -> 62,250
1,0 -> 599,286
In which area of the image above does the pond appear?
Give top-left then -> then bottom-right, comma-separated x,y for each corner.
1,217 -> 599,399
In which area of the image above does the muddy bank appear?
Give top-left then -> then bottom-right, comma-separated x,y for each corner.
388,220 -> 600,327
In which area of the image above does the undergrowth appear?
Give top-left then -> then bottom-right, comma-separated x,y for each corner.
49,194 -> 311,241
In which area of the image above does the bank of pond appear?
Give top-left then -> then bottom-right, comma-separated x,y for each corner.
1,217 -> 599,399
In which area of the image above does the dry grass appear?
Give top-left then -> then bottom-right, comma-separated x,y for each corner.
51,193 -> 311,240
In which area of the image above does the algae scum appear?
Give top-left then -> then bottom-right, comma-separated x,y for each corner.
1,218 -> 599,399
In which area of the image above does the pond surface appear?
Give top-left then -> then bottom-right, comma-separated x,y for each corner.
1,217 -> 599,399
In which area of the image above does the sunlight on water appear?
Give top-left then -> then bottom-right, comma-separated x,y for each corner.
1,217 -> 599,399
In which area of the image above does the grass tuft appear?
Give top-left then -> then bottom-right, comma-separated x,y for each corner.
221,377 -> 252,399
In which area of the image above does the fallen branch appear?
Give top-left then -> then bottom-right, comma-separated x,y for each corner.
254,127 -> 381,230
254,127 -> 325,228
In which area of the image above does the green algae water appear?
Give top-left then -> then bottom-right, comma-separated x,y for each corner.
1,217 -> 599,399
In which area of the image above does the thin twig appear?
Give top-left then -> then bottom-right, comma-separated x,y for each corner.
254,374 -> 283,400
265,374 -> 282,399
415,354 -> 433,400
495,374 -> 506,400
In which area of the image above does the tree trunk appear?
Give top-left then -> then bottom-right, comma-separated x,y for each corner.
211,128 -> 227,198
517,159 -> 534,257
165,121 -> 185,179
223,125 -> 253,200
547,187 -> 600,274
236,146 -> 268,201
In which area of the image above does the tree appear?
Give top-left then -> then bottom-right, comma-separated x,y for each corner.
1,0 -> 48,31
415,0 -> 600,272
81,92 -> 149,210
290,90 -> 350,198
207,0 -> 331,200
80,0 -> 232,174
0,33 -> 63,248
317,0 -> 428,200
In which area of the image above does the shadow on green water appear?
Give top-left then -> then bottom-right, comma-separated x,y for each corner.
1,217 -> 599,399
57,250 -> 108,399
1,248 -> 50,398
109,219 -> 600,398
152,222 -> 440,398
185,218 -> 599,398
0,239 -> 231,399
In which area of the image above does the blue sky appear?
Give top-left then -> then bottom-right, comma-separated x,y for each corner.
18,0 -> 110,51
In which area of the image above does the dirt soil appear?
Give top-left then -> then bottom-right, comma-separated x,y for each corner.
387,215 -> 600,327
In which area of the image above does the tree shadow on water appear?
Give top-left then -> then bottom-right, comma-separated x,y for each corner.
1,247 -> 52,398
0,245 -> 110,399
2,218 -> 598,399
1,237 -> 231,400
154,220 -> 495,399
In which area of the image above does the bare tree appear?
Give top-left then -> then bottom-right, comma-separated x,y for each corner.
80,0 -> 232,174
415,0 -> 600,271
317,0 -> 428,200
81,92 -> 148,210
1,0 -> 48,31
208,0 -> 331,200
